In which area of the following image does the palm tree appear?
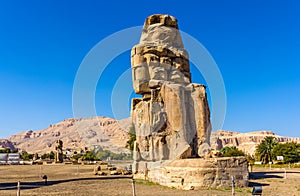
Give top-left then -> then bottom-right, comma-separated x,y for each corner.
126,123 -> 136,151
256,136 -> 278,164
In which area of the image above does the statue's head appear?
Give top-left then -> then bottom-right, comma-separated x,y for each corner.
131,14 -> 191,96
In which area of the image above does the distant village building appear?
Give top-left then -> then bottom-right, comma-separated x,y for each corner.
0,153 -> 20,165
0,153 -> 7,164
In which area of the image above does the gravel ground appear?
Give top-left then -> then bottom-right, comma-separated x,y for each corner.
0,165 -> 299,196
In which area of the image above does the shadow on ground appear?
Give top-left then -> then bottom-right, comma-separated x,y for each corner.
247,170 -> 300,187
248,181 -> 269,187
0,175 -> 132,191
250,170 -> 300,180
250,172 -> 283,180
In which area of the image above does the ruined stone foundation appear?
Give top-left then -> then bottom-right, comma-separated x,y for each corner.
130,14 -> 248,190
135,157 -> 248,190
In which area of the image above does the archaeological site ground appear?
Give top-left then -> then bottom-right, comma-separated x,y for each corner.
0,165 -> 300,196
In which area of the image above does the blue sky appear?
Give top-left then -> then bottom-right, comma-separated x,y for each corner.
0,0 -> 299,138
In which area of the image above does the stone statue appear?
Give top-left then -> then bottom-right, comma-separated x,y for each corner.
54,140 -> 63,163
131,14 -> 212,168
130,14 -> 249,190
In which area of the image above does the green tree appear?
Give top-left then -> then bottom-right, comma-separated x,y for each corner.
41,151 -> 55,160
49,151 -> 55,159
41,153 -> 50,160
0,148 -> 17,153
72,151 -> 99,161
72,153 -> 83,161
82,151 -> 98,161
94,147 -> 131,160
245,154 -> 255,164
95,148 -> 110,160
220,146 -> 245,157
21,152 -> 34,160
255,136 -> 278,164
272,142 -> 300,163
126,123 -> 136,151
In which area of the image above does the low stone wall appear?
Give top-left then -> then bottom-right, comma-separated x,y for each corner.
134,157 -> 249,190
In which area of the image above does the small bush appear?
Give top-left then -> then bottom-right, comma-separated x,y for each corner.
220,146 -> 245,157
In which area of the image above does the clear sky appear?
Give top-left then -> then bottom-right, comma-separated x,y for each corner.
0,0 -> 299,138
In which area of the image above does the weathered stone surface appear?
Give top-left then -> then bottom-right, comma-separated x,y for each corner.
135,157 -> 249,190
54,140 -> 63,163
131,14 -> 211,167
131,14 -> 249,190
131,15 -> 191,95
93,165 -> 101,175
141,14 -> 182,48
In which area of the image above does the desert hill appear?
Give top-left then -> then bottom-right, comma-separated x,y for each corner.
211,130 -> 300,155
0,139 -> 15,150
1,117 -> 300,156
1,116 -> 132,154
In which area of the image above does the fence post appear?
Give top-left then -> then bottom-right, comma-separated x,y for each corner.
132,177 -> 136,196
231,176 -> 235,196
17,181 -> 20,196
284,168 -> 287,179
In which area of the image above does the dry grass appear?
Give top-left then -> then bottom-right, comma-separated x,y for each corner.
0,165 -> 299,195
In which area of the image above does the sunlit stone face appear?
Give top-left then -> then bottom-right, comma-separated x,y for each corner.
131,14 -> 211,165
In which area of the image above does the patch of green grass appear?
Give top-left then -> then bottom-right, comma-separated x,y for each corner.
234,188 -> 253,193
135,180 -> 160,186
246,189 -> 252,193
207,187 -> 251,193
253,163 -> 300,169
209,187 -> 230,192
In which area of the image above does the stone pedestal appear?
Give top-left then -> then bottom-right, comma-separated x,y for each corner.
135,157 -> 249,190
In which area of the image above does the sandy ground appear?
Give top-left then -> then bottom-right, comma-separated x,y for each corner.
0,164 -> 299,196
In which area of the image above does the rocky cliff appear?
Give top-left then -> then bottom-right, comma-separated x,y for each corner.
0,139 -> 16,150
2,117 -> 299,157
1,116 -> 131,154
210,130 -> 300,155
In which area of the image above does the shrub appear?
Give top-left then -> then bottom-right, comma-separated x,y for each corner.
126,123 -> 136,151
220,146 -> 245,157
